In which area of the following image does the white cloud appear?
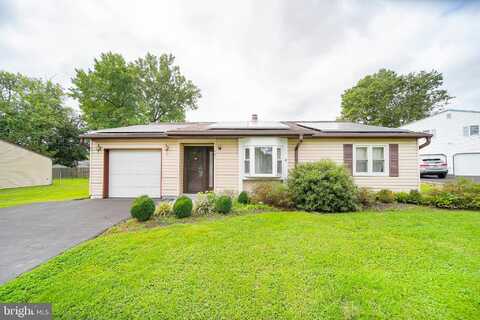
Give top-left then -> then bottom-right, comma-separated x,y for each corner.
0,0 -> 479,122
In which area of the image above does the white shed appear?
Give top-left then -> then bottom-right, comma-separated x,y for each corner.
0,139 -> 52,189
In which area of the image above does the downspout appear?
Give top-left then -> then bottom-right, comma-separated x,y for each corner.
419,136 -> 431,150
160,148 -> 163,199
294,134 -> 304,167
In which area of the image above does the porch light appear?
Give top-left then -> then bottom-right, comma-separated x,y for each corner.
96,144 -> 102,152
165,144 -> 169,151
217,145 -> 222,151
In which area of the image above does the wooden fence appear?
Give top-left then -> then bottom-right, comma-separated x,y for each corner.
53,167 -> 89,179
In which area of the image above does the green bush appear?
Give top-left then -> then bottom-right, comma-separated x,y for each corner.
287,160 -> 359,212
194,192 -> 217,215
154,201 -> 172,216
357,188 -> 377,208
250,182 -> 294,209
420,178 -> 480,210
130,195 -> 156,221
432,192 -> 462,209
173,196 -> 193,218
421,194 -> 435,206
237,191 -> 250,204
376,189 -> 395,204
407,189 -> 422,204
215,195 -> 232,214
395,192 -> 409,203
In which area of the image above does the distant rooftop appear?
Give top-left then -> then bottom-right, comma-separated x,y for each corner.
435,108 -> 480,115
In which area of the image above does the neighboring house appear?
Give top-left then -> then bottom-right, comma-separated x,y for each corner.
81,115 -> 430,198
77,160 -> 89,168
402,109 -> 480,176
0,139 -> 52,189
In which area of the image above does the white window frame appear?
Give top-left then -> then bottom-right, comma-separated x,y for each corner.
239,137 -> 287,180
242,145 -> 285,178
353,144 -> 389,177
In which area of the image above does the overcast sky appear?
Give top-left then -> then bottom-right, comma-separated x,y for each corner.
0,0 -> 479,122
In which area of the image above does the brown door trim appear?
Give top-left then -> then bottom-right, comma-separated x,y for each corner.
183,146 -> 213,193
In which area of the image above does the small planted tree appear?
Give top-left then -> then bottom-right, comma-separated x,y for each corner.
288,160 -> 359,212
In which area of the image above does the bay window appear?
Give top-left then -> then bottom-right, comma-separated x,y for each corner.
240,137 -> 287,179
244,145 -> 284,177
353,145 -> 388,176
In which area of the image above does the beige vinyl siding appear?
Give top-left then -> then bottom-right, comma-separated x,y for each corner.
90,138 -> 239,198
214,139 -> 239,194
287,138 -> 298,172
0,140 -> 52,189
293,138 -> 419,192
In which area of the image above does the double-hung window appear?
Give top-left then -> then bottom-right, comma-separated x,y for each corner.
353,145 -> 388,176
463,125 -> 479,136
243,145 -> 284,177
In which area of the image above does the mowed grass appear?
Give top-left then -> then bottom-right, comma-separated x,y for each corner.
0,179 -> 89,208
1,208 -> 479,319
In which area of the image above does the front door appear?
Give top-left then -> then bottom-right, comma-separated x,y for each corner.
184,146 -> 213,193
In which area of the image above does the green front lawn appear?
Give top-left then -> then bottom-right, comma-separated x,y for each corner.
1,208 -> 479,319
0,179 -> 89,208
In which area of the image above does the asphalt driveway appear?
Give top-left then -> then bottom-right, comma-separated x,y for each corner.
421,175 -> 480,184
0,199 -> 132,284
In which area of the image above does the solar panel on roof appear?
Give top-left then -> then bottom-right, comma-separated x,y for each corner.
208,121 -> 289,130
297,122 -> 410,132
92,124 -> 190,133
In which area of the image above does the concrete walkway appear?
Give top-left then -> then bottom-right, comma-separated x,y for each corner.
0,199 -> 132,284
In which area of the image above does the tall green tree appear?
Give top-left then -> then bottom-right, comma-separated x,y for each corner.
70,52 -> 201,130
70,52 -> 141,130
135,53 -> 201,123
0,71 -> 87,166
340,69 -> 453,127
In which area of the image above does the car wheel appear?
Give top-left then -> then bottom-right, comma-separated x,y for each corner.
438,173 -> 446,179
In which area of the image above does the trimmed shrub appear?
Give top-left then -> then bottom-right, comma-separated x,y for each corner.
358,188 -> 377,208
130,195 -> 156,221
194,192 -> 217,215
395,192 -> 409,204
407,189 -> 422,204
376,189 -> 395,203
287,160 -> 359,212
173,196 -> 193,218
250,182 -> 294,209
154,201 -> 172,216
215,195 -> 232,214
237,191 -> 250,204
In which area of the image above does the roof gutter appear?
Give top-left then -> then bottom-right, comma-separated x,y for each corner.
419,136 -> 432,150
294,134 -> 304,167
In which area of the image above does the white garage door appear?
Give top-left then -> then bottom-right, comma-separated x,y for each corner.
109,150 -> 161,198
454,153 -> 480,176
